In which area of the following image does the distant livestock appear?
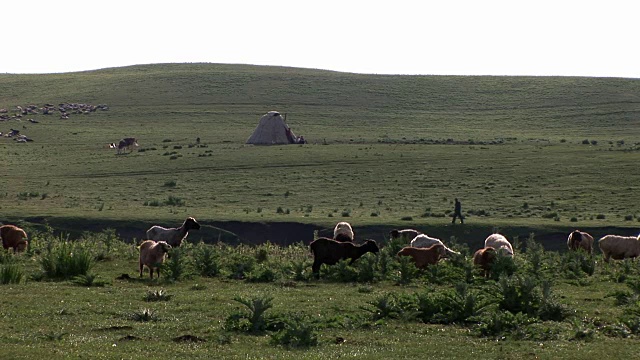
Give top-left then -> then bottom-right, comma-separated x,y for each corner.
598,234 -> 640,262
117,137 -> 138,154
410,234 -> 460,256
567,230 -> 594,253
397,244 -> 448,269
309,237 -> 379,276
146,217 -> 201,247
0,224 -> 28,252
138,240 -> 172,279
333,221 -> 354,242
473,247 -> 497,278
484,234 -> 514,257
389,229 -> 422,243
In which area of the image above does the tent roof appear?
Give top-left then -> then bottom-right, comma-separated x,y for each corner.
246,111 -> 296,145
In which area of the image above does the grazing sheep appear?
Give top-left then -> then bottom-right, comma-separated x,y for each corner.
389,229 -> 421,243
484,233 -> 514,257
138,240 -> 172,279
397,244 -> 447,269
333,221 -> 354,242
598,234 -> 640,262
410,234 -> 460,256
146,217 -> 201,247
309,237 -> 379,276
0,224 -> 28,252
473,247 -> 497,278
567,230 -> 594,253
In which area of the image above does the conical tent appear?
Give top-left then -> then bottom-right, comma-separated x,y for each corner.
246,111 -> 297,145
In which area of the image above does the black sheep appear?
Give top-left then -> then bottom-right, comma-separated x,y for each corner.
309,237 -> 379,276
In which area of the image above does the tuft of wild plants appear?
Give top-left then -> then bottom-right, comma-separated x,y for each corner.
144,289 -> 173,302
269,314 -> 318,348
71,273 -> 108,287
0,264 -> 24,284
40,240 -> 93,279
128,308 -> 158,322
192,244 -> 220,277
225,295 -> 274,334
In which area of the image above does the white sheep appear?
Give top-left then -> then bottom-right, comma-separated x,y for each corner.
410,234 -> 460,255
138,240 -> 172,279
389,228 -> 422,243
598,234 -> 640,262
484,233 -> 514,257
333,221 -> 354,242
145,217 -> 201,247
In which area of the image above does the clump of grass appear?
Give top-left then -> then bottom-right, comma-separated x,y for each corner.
71,273 -> 108,287
0,264 -> 24,284
40,241 -> 93,279
128,308 -> 158,322
163,180 -> 177,187
144,289 -> 173,302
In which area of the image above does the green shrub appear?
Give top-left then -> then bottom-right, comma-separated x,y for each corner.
0,264 -> 24,284
192,244 -> 220,277
270,315 -> 318,348
490,254 -> 517,280
128,308 -> 158,322
225,295 -> 274,334
246,263 -> 279,283
71,273 -> 107,287
394,255 -> 419,285
40,241 -> 93,279
161,248 -> 191,281
224,253 -> 256,280
474,311 -> 536,338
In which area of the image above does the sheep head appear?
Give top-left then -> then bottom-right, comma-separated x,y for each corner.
158,241 -> 172,253
185,217 -> 201,231
363,239 -> 379,254
389,229 -> 400,239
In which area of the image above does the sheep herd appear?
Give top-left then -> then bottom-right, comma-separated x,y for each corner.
2,218 -> 640,281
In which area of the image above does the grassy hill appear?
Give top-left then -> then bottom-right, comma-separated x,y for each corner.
1,63 -> 640,244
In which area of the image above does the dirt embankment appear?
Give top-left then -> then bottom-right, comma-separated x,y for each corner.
16,217 -> 640,253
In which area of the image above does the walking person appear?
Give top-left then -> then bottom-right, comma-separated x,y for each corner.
452,198 -> 464,224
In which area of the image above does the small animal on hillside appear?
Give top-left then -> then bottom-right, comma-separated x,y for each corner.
138,240 -> 172,279
397,244 -> 448,269
567,230 -> 594,253
333,221 -> 354,242
473,247 -> 497,278
309,237 -> 379,276
484,233 -> 514,257
146,217 -> 201,247
117,137 -> 138,154
0,224 -> 29,252
598,234 -> 640,262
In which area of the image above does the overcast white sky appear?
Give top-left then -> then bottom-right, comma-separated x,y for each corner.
3,1 -> 638,78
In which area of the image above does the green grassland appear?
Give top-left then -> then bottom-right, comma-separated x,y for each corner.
1,64 -> 640,242
2,64 -> 640,358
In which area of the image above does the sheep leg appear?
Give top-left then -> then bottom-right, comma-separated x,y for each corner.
139,263 -> 144,277
312,261 -> 321,278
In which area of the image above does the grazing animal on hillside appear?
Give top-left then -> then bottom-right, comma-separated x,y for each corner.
397,244 -> 448,269
473,247 -> 497,278
0,224 -> 28,252
117,137 -> 138,154
389,229 -> 422,243
567,230 -> 594,253
484,233 -> 514,257
146,217 -> 201,247
598,234 -> 640,262
309,237 -> 379,276
138,240 -> 172,279
410,234 -> 460,256
333,221 -> 354,242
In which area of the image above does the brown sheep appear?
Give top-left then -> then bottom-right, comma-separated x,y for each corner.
397,244 -> 447,269
473,247 -> 497,278
138,240 -> 172,279
567,230 -> 594,253
309,237 -> 379,276
598,234 -> 640,262
0,224 -> 28,252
